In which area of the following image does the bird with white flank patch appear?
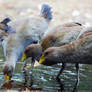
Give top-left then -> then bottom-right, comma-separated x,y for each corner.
1,4 -> 53,82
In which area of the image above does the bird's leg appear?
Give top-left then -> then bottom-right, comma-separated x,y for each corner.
22,60 -> 28,85
22,60 -> 27,70
56,63 -> 66,79
56,77 -> 64,91
73,63 -> 80,91
76,63 -> 80,87
28,57 -> 35,87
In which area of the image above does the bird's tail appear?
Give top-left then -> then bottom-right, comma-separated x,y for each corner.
41,4 -> 53,21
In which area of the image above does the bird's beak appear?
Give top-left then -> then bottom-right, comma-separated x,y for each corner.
4,74 -> 10,83
39,54 -> 45,64
21,53 -> 27,61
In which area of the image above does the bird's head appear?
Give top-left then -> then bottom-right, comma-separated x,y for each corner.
0,18 -> 16,45
3,63 -> 14,83
22,44 -> 42,62
39,47 -> 60,65
21,45 -> 35,62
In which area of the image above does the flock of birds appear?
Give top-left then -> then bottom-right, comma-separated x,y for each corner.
0,4 -> 92,89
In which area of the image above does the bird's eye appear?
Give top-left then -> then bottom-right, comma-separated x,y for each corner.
44,52 -> 49,56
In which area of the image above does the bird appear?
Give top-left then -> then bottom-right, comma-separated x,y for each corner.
22,22 -> 84,82
39,30 -> 92,64
22,22 -> 83,62
41,22 -> 83,51
39,27 -> 92,87
22,44 -> 42,62
0,18 -> 16,82
1,4 -> 53,82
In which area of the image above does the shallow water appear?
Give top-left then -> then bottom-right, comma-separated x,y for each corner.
0,58 -> 92,92
0,0 -> 92,91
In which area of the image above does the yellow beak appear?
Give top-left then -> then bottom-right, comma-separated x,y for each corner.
21,53 -> 27,62
39,54 -> 45,64
4,74 -> 10,83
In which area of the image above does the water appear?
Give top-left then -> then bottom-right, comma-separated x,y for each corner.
0,58 -> 92,91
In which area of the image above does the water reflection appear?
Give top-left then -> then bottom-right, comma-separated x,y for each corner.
0,75 -> 83,92
0,61 -> 92,91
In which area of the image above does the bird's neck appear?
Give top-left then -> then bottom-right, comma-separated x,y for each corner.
5,53 -> 18,69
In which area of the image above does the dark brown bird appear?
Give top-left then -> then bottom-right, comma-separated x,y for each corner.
39,33 -> 92,65
39,27 -> 92,86
22,22 -> 83,63
39,27 -> 92,65
40,26 -> 92,64
22,44 -> 42,61
22,22 -> 83,81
